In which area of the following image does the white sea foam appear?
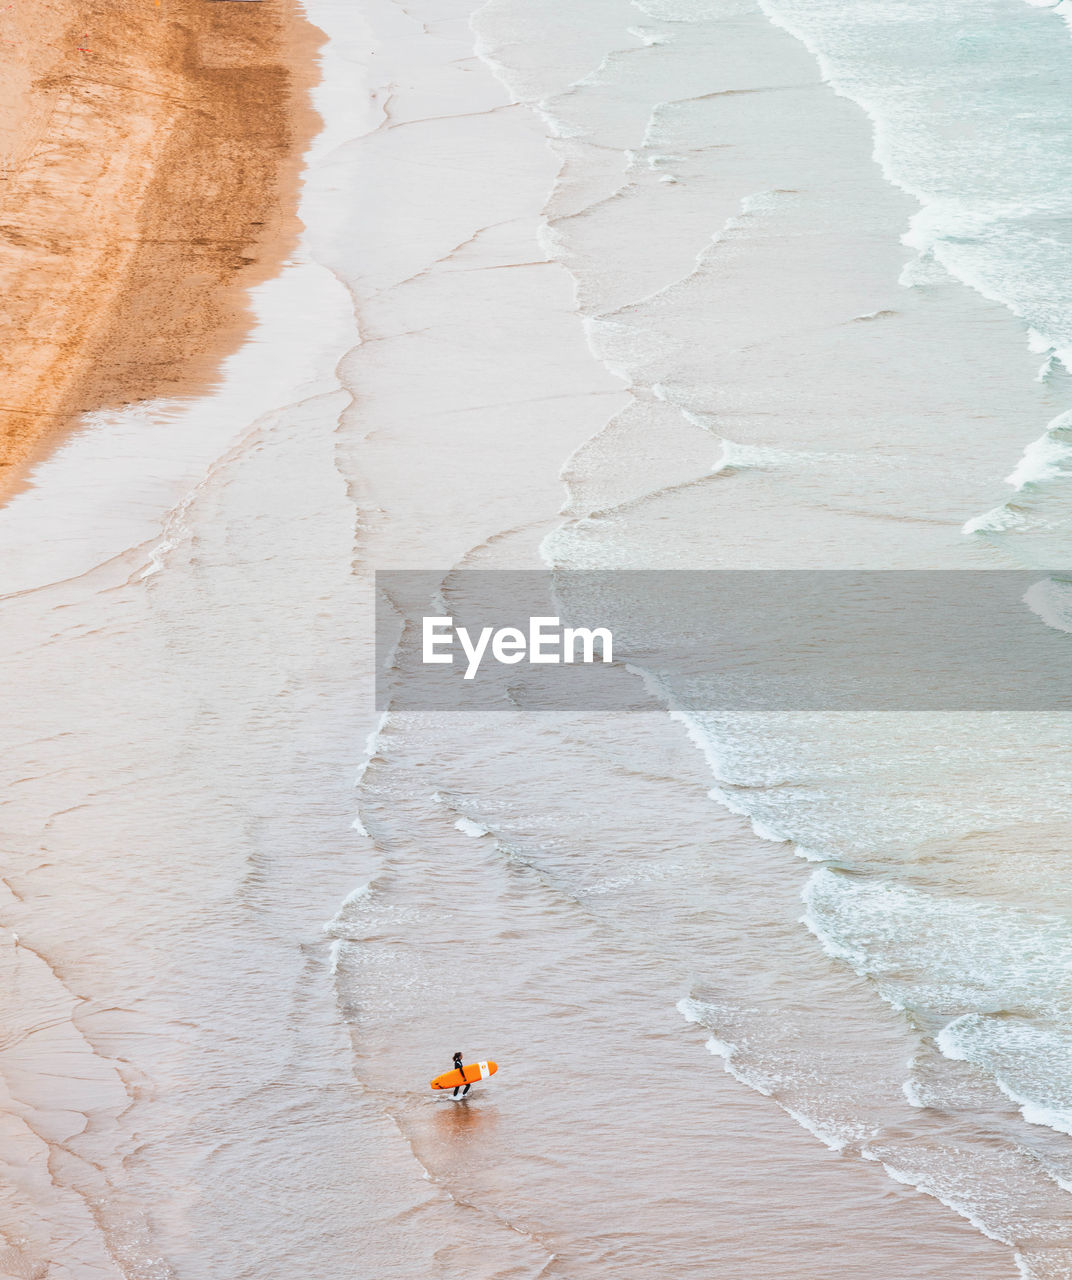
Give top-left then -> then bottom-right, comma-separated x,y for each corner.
902,1077 -> 926,1110
341,883 -> 372,908
1021,0 -> 1072,33
532,105 -> 588,140
1037,355 -> 1061,383
675,1000 -> 775,1099
938,1015 -> 1072,1138
626,26 -> 668,46
1023,577 -> 1072,634
803,868 -> 1072,1017
586,863 -> 684,895
323,883 -> 372,941
1026,327 -> 1064,381
623,665 -> 730,780
710,440 -> 842,475
679,999 -> 874,1147
962,505 -> 1030,536
803,867 -> 1072,1146
455,817 -> 491,838
676,995 -> 706,1025
781,1107 -> 868,1154
758,0 -> 1072,539
963,409 -> 1072,532
749,819 -> 790,844
469,7 -> 521,104
866,1155 -> 1013,1246
353,712 -> 390,837
1005,413 -> 1072,489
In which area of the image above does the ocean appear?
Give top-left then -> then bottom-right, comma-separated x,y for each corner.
2,0 -> 1071,1275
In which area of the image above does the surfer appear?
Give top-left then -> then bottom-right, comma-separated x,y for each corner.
451,1050 -> 471,1098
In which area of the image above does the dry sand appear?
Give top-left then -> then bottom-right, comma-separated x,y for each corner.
0,0 -> 323,496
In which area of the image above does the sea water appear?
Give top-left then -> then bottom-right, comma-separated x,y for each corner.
457,0 -> 1072,1272
4,0 -> 1072,1275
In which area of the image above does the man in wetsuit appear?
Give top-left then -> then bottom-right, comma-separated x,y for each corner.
451,1050 -> 471,1098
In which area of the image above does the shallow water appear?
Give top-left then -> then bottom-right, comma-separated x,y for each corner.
2,0 -> 1072,1275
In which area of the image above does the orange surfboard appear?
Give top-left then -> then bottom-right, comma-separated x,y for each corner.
430,1060 -> 497,1090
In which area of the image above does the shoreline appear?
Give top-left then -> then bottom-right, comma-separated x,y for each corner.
337,1 -> 1022,1274
0,0 -> 1060,1274
0,0 -> 324,502
0,2 -> 370,1273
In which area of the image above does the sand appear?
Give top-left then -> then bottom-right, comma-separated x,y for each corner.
0,0 -> 1048,1275
0,0 -> 323,497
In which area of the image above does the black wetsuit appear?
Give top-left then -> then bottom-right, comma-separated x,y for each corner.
452,1054 -> 470,1097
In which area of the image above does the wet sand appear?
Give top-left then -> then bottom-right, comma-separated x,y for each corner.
0,0 -> 322,496
0,0 -> 1056,1275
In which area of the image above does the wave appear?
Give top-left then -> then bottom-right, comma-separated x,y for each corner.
755,0 -> 1072,538
803,868 -> 1072,1015
963,410 -> 1072,536
939,1015 -> 1072,1138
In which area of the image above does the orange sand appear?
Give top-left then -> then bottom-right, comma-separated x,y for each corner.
0,0 -> 323,497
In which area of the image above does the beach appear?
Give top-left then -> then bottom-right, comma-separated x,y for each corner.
1,0 -> 1071,1276
0,0 -> 321,494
